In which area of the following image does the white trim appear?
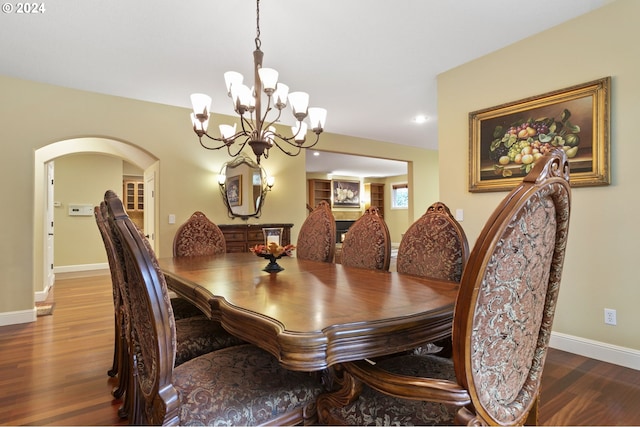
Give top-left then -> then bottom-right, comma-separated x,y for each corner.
0,308 -> 37,326
54,263 -> 109,274
550,331 -> 640,371
34,283 -> 52,303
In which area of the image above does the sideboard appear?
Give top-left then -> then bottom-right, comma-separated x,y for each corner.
218,223 -> 293,253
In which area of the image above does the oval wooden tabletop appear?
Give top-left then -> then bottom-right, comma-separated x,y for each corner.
159,253 -> 458,371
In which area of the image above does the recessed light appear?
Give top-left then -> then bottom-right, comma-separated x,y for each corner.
313,151 -> 320,156
413,115 -> 428,124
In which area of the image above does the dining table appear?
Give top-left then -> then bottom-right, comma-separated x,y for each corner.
158,252 -> 458,372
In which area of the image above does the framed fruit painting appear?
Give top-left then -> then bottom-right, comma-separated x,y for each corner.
468,77 -> 610,192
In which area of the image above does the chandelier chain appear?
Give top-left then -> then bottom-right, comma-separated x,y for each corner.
255,0 -> 261,51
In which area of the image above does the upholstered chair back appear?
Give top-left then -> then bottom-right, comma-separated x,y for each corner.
397,202 -> 469,281
340,206 -> 391,271
173,211 -> 226,257
451,147 -> 571,424
297,201 -> 336,263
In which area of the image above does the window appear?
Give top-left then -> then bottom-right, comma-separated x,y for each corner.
391,183 -> 408,209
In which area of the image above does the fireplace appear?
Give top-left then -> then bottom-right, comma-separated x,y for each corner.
335,220 -> 356,243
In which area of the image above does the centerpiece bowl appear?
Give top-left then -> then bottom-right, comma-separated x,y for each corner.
250,243 -> 296,273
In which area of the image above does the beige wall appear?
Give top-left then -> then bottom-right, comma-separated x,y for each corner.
0,74 -> 437,322
438,0 -> 639,352
53,154 -> 123,266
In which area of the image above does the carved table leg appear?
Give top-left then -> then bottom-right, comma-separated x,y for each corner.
317,364 -> 364,425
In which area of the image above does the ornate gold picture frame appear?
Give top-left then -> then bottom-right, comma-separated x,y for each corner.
469,77 -> 610,192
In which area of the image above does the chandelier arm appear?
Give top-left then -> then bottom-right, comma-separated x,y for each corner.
226,137 -> 250,158
261,105 -> 284,132
268,138 -> 304,157
239,112 -> 258,135
197,135 -> 229,150
272,132 -> 322,150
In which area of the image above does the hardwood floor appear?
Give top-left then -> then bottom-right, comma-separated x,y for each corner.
1,273 -> 639,426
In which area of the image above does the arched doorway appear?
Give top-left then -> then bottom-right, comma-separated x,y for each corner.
33,137 -> 158,300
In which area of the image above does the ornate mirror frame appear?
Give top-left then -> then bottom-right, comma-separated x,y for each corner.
219,155 -> 271,220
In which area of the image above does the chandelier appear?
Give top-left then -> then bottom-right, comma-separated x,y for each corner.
190,0 -> 327,164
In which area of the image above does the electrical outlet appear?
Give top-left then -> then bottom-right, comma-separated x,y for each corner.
604,308 -> 617,326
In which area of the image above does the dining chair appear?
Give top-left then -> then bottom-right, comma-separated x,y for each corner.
297,200 -> 337,263
317,147 -> 572,426
172,211 -> 227,318
95,196 -> 244,419
104,190 -> 323,426
340,206 -> 391,271
173,210 -> 226,257
397,202 -> 469,281
396,201 -> 470,357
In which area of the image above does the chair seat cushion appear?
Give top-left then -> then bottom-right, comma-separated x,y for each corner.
328,354 -> 459,426
173,344 -> 323,426
175,315 -> 245,366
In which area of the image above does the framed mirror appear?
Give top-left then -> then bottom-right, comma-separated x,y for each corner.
218,155 -> 272,220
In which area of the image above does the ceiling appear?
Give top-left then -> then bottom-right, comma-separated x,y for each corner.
0,0 -> 607,177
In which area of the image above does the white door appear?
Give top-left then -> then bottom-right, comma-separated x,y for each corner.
144,164 -> 157,253
45,161 -> 55,288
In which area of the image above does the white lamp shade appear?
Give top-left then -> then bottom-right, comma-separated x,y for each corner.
232,84 -> 253,109
190,93 -> 212,116
258,67 -> 279,92
219,123 -> 237,140
224,71 -> 243,95
217,174 -> 226,185
273,83 -> 289,108
266,176 -> 275,187
307,107 -> 327,131
292,121 -> 308,142
288,92 -> 309,117
191,112 -> 209,132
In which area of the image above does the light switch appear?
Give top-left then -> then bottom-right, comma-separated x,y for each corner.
168,214 -> 176,224
455,209 -> 464,221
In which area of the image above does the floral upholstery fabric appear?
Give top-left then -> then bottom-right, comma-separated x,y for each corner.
341,207 -> 391,271
173,211 -> 226,257
297,201 -> 336,263
468,183 -> 569,424
174,344 -> 323,426
175,315 -> 245,366
397,202 -> 467,282
326,355 -> 458,426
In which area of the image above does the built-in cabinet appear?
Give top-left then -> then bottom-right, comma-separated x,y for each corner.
219,223 -> 293,253
365,183 -> 385,217
308,179 -> 332,209
123,180 -> 144,211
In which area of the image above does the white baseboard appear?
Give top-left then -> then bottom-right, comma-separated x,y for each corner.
550,331 -> 640,371
34,283 -> 52,302
0,308 -> 37,326
54,263 -> 109,274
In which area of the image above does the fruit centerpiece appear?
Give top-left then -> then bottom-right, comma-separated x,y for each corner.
250,242 -> 296,273
489,108 -> 580,178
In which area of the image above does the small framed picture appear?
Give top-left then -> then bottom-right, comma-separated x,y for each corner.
225,175 -> 242,207
332,180 -> 360,207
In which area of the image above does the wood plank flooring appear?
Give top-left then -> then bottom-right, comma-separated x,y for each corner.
1,273 -> 639,426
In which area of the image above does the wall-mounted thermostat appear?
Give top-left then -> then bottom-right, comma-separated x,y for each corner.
68,204 -> 93,216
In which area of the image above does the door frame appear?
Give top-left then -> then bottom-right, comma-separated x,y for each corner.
33,137 -> 158,300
